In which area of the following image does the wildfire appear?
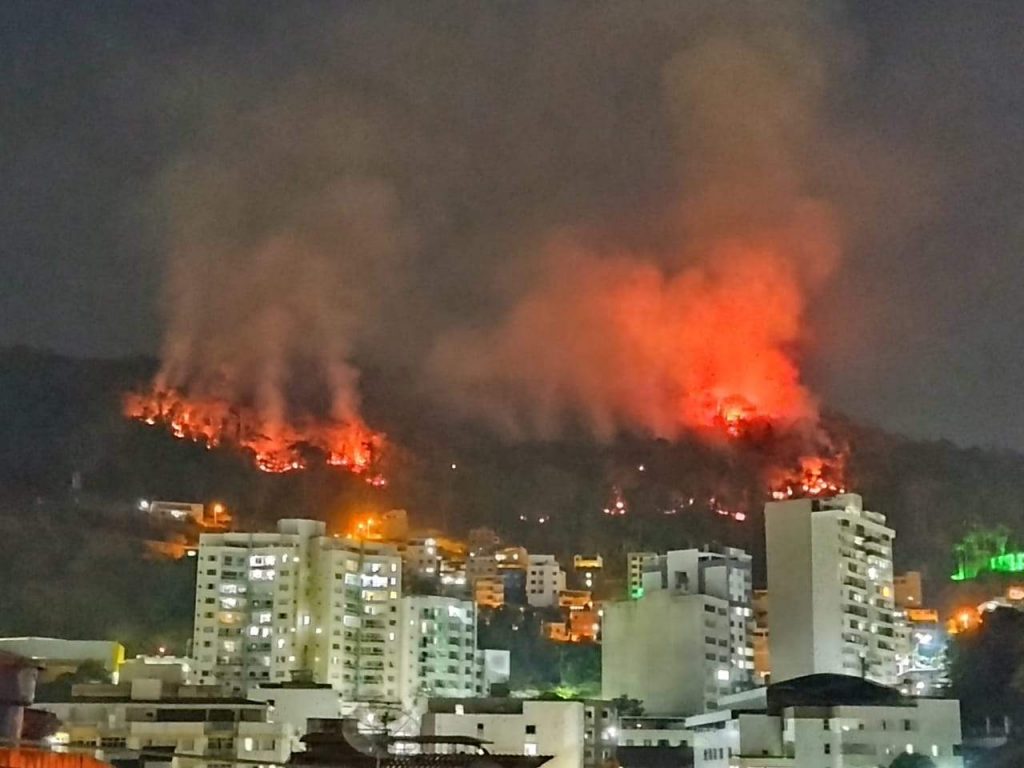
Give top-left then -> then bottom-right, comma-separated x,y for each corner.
124,388 -> 386,483
770,454 -> 846,500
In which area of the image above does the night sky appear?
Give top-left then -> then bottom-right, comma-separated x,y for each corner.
2,1 -> 1023,450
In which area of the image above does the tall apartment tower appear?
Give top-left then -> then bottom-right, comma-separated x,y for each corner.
398,595 -> 483,708
765,493 -> 897,686
603,546 -> 754,715
192,519 -> 402,700
626,552 -> 657,599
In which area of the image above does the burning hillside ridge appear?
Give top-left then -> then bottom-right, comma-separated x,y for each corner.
124,388 -> 386,483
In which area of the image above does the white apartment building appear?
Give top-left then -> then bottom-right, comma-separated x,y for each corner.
687,675 -> 963,768
526,555 -> 567,608
39,676 -> 292,767
603,546 -> 754,715
765,493 -> 898,685
602,589 -> 738,715
422,698 -> 617,768
401,537 -> 441,583
626,552 -> 657,599
397,595 -> 483,708
192,519 -> 402,700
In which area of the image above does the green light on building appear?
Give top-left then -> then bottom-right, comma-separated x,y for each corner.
990,551 -> 1024,574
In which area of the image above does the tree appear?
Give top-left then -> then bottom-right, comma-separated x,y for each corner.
949,607 -> 1024,725
889,754 -> 936,768
610,695 -> 644,717
36,660 -> 112,701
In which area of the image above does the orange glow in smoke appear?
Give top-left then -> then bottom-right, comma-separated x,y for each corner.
124,388 -> 385,483
770,454 -> 847,500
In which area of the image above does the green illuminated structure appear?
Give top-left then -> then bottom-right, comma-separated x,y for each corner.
951,526 -> 1024,581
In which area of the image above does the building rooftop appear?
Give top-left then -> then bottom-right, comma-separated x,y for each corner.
766,674 -> 908,712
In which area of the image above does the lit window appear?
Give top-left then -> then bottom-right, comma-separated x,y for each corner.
524,743 -> 538,756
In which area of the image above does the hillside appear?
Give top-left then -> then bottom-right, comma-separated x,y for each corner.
2,346 -> 1024,651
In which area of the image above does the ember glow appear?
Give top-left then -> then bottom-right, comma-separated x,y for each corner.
124,389 -> 385,482
770,454 -> 847,500
433,243 -> 821,442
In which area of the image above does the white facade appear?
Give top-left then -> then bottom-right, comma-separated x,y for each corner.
422,699 -> 585,768
248,684 -> 342,753
602,589 -> 741,715
397,595 -> 483,708
765,493 -> 898,685
38,679 -> 292,766
688,685 -> 963,768
192,519 -> 402,700
526,554 -> 567,608
603,547 -> 754,715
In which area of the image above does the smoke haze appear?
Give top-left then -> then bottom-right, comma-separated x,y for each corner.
150,2 -> 850,444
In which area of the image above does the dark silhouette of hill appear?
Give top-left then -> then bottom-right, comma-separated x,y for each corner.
2,346 -> 1023,650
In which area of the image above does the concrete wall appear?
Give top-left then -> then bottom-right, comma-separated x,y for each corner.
602,591 -> 720,715
424,700 -> 584,768
765,499 -> 817,683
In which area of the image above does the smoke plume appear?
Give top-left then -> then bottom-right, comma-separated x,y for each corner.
147,2 -> 846,451
429,25 -> 841,441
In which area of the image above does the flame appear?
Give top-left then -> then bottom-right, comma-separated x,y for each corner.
124,388 -> 384,480
769,454 -> 846,500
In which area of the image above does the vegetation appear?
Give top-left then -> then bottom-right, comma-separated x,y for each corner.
477,605 -> 601,696
949,607 -> 1024,724
7,348 -> 1024,653
36,660 -> 111,702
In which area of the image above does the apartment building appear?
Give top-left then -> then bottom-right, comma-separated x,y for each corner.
765,494 -> 898,685
38,675 -> 291,768
192,519 -> 402,700
397,595 -> 483,707
526,555 -> 566,608
687,674 -> 963,768
626,552 -> 657,599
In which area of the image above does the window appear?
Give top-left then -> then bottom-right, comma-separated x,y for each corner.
525,725 -> 536,735
524,743 -> 538,756
824,743 -> 831,754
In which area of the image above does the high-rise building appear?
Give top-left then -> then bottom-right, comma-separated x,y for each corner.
894,571 -> 923,608
765,493 -> 897,685
192,519 -> 402,700
602,547 -> 754,715
626,552 -> 657,599
397,595 -> 483,706
526,555 -> 567,608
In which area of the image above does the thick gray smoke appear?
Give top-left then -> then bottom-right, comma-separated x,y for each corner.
152,2 -> 853,440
